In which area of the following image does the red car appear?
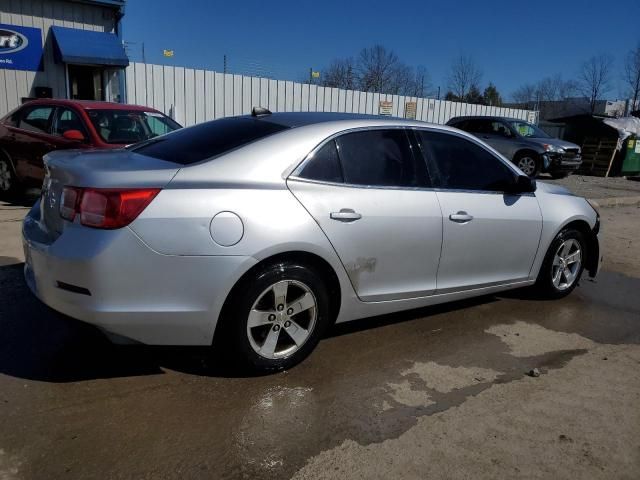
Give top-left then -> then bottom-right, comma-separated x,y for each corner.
0,99 -> 182,196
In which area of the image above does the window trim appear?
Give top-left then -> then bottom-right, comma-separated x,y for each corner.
410,127 -> 532,195
290,125 -> 433,191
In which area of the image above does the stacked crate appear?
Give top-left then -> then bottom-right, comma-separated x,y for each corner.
579,137 -> 619,177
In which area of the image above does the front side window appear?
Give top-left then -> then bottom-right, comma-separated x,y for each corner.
490,121 -> 513,137
298,140 -> 343,183
18,106 -> 54,134
415,130 -> 515,191
335,129 -> 429,187
86,109 -> 182,145
52,108 -> 87,137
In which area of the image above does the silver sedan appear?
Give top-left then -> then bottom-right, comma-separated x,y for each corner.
22,111 -> 601,371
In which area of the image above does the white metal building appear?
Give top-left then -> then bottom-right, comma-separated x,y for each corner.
0,0 -> 127,116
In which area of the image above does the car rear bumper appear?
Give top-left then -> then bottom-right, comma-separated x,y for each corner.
22,203 -> 256,345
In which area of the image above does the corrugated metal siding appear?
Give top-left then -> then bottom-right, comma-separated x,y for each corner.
0,0 -> 116,115
125,62 -> 538,126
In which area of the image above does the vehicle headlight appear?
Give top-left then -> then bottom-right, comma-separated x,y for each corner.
543,144 -> 565,153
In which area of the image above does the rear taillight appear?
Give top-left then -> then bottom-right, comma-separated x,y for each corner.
60,187 -> 82,221
60,187 -> 160,229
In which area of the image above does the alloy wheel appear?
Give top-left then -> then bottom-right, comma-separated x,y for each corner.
551,238 -> 582,290
0,160 -> 12,192
246,280 -> 317,359
517,156 -> 537,176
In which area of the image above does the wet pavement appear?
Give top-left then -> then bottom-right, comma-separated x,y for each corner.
1,201 -> 639,479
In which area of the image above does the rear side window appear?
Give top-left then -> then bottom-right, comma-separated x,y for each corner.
462,119 -> 491,133
18,106 -> 54,134
415,130 -> 515,191
298,140 -> 343,183
335,129 -> 429,187
131,117 -> 289,165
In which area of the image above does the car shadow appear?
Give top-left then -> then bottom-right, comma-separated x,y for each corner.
0,259 -> 505,382
0,190 -> 40,208
327,295 -> 496,338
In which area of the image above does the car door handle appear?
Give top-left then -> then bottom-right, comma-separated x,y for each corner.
330,209 -> 362,222
449,211 -> 474,223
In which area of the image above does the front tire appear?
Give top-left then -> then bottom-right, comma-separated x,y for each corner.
534,228 -> 586,299
514,152 -> 540,178
221,261 -> 331,372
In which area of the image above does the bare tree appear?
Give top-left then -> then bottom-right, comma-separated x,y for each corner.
511,83 -> 538,106
513,75 -> 579,107
407,65 -> 435,97
447,54 -> 482,101
624,43 -> 640,110
322,57 -> 356,89
387,63 -> 434,97
356,45 -> 399,93
578,54 -> 614,113
315,45 -> 435,98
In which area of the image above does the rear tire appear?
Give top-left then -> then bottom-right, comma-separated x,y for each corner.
219,261 -> 331,372
514,152 -> 540,178
0,156 -> 21,199
534,228 -> 586,299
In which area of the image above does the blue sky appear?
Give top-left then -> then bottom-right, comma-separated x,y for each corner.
123,0 -> 640,100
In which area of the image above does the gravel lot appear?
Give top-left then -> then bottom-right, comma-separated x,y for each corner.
543,174 -> 640,202
0,184 -> 638,480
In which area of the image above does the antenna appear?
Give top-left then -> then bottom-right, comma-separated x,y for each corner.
251,106 -> 272,117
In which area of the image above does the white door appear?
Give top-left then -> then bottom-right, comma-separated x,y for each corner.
413,129 -> 543,292
288,128 -> 443,302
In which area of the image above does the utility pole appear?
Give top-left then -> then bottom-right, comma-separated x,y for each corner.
437,86 -> 440,100
141,42 -> 146,63
309,67 -> 313,85
223,55 -> 227,74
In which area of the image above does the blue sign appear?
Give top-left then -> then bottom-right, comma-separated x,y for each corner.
0,24 -> 43,71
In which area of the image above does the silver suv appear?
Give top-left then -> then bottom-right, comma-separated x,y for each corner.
447,116 -> 582,178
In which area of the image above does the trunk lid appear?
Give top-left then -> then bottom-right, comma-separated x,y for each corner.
41,149 -> 180,238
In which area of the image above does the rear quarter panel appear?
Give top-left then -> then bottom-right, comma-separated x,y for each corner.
129,186 -> 358,320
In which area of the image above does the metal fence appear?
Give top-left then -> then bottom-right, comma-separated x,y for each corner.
125,62 -> 538,127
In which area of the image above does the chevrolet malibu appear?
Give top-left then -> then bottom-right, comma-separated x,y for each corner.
22,111 -> 601,372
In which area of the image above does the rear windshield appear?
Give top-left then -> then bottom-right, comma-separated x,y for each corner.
130,117 -> 290,165
86,109 -> 181,144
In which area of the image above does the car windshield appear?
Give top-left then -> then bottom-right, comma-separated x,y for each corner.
86,109 -> 182,144
508,121 -> 550,139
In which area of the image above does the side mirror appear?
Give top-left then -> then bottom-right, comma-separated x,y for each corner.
62,129 -> 85,142
507,175 -> 536,194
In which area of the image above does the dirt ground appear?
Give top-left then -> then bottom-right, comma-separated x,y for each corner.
293,205 -> 640,479
545,174 -> 640,201
0,193 -> 639,480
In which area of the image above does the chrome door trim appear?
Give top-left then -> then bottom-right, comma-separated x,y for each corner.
287,176 -> 536,197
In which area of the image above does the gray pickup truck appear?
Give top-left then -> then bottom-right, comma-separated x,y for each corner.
446,116 -> 582,178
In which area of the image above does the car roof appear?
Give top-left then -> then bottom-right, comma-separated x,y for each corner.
246,111 -> 446,129
20,98 -> 162,112
448,115 -> 525,123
